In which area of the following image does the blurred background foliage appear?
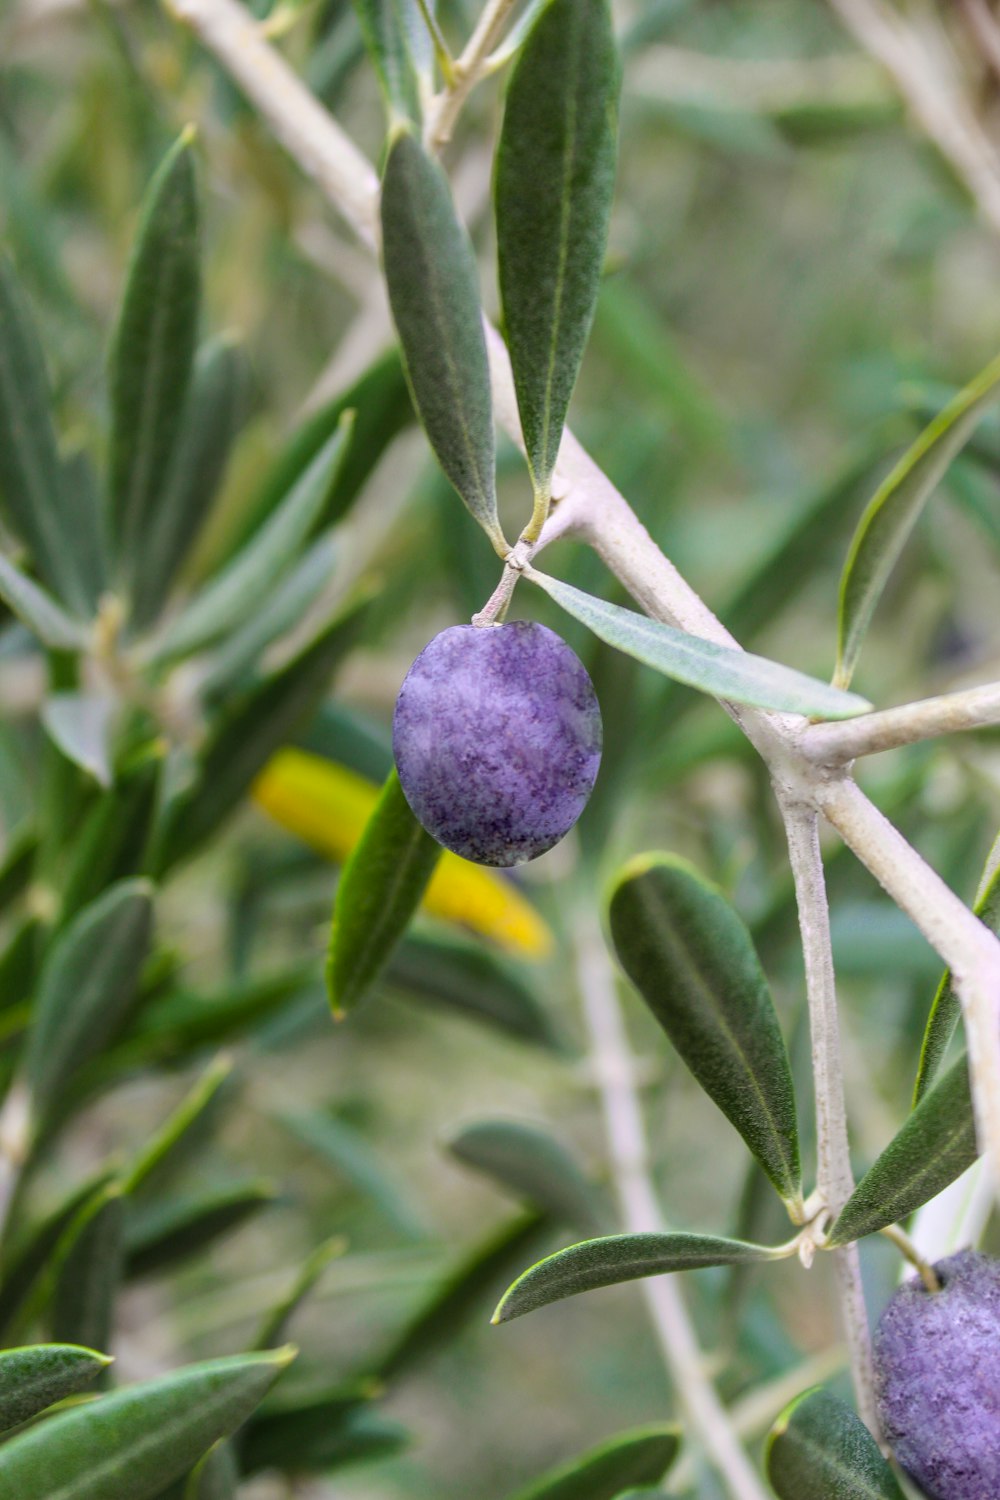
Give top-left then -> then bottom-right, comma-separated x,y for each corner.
1,0 -> 1000,1496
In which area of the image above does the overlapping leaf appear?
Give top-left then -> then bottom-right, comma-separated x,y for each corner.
0,1344 -> 111,1433
494,1231 -> 780,1323
507,1425 -> 681,1500
0,1349 -> 294,1499
108,130 -> 201,575
766,1387 -> 905,1499
829,1054 -> 976,1244
448,1120 -> 604,1230
835,351 -> 1000,688
609,855 -> 802,1204
527,570 -> 871,719
381,129 -> 506,554
496,0 -> 619,499
326,769 -> 440,1017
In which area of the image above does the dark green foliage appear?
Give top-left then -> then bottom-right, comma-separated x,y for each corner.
766,1388 -> 905,1499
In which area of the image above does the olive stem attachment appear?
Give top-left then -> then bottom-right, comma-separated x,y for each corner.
879,1223 -> 943,1293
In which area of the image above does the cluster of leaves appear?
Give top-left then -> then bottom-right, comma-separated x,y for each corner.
3,0 -> 1000,1495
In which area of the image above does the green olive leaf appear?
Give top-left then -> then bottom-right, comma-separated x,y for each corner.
506,1425 -> 681,1500
0,1348 -> 295,1499
609,854 -> 802,1204
493,1231 -> 782,1323
829,1054 -> 976,1245
527,569 -> 871,720
766,1387 -> 905,1499
381,129 -> 506,555
108,130 -> 201,578
0,1345 -> 112,1434
325,769 -> 441,1018
0,553 -> 89,651
496,0 -> 620,499
447,1119 -> 604,1232
835,350 -> 1000,688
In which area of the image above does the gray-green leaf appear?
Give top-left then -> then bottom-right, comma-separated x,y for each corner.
766,1387 -> 905,1499
25,879 -> 154,1129
0,255 -> 93,614
0,1344 -> 112,1434
326,769 -> 441,1017
148,418 -> 349,665
507,1425 -> 681,1500
829,1054 -> 976,1245
52,1188 -> 125,1357
835,351 -> 1000,688
496,0 -> 619,499
914,843 -> 1000,1104
527,569 -> 871,720
448,1120 -> 604,1231
0,553 -> 89,650
609,854 -> 802,1204
130,335 -> 252,631
493,1231 -> 781,1323
108,129 -> 201,576
352,0 -> 425,121
381,129 -> 505,555
0,1347 -> 294,1499
41,694 -> 117,789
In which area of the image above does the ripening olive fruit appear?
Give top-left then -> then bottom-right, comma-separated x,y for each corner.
873,1248 -> 1000,1499
392,621 -> 602,867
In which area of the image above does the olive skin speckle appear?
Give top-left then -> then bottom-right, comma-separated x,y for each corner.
392,621 -> 603,867
873,1249 -> 1000,1500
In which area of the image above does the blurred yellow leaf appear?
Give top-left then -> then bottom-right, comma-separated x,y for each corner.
252,749 -> 554,960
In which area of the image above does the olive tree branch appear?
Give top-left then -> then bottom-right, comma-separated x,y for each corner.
424,0 -> 521,147
800,680 -> 1000,766
162,0 -> 1000,1444
572,912 -> 772,1500
778,801 -> 878,1435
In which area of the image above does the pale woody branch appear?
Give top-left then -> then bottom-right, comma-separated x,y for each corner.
800,681 -> 1000,766
424,0 -> 521,147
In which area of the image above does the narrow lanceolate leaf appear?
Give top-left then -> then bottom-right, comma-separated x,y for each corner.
185,1442 -> 238,1500
59,749 -> 162,923
835,351 -> 1000,688
766,1387 -> 905,1500
149,418 -> 350,665
0,1348 -> 294,1500
493,1231 -> 780,1323
448,1120 -> 604,1231
123,1054 -> 234,1196
52,1188 -> 125,1356
155,590 -> 371,871
378,1213 -> 551,1381
914,846 -> 1000,1104
0,256 -> 91,614
253,1236 -> 346,1351
0,1345 -> 112,1433
0,553 -> 88,650
352,0 -> 424,121
507,1425 -> 681,1500
325,769 -> 440,1017
0,1173 -> 116,1342
388,933 -> 558,1046
130,335 -> 252,631
25,879 -> 154,1129
609,855 -> 802,1204
381,129 -> 506,555
41,694 -> 116,789
528,570 -> 871,720
108,129 -> 201,573
829,1055 -> 976,1245
496,0 -> 619,498
278,1111 -> 426,1239
242,1399 -> 407,1476
125,1182 -> 276,1280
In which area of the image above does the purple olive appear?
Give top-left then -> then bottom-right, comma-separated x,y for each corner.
392,621 -> 602,867
873,1248 -> 1000,1499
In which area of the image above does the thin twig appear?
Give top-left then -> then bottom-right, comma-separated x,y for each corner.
778,801 -> 879,1436
424,0 -> 520,146
800,681 -> 1000,765
573,913 -> 772,1500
